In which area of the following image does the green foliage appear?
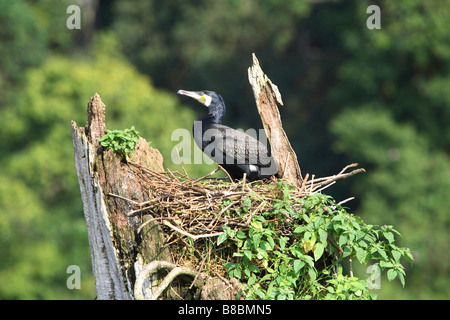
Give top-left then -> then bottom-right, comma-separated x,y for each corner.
219,185 -> 412,300
0,0 -> 46,101
331,106 -> 450,298
99,126 -> 141,160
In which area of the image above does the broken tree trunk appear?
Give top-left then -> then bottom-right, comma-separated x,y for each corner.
248,53 -> 303,187
72,93 -> 239,300
72,93 -> 171,299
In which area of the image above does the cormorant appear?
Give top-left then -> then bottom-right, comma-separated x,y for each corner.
177,89 -> 278,181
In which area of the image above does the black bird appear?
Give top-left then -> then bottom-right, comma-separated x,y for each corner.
177,89 -> 278,181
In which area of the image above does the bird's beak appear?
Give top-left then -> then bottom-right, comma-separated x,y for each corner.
177,90 -> 212,107
177,90 -> 202,100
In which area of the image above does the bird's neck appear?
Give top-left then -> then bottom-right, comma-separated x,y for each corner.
200,109 -> 223,125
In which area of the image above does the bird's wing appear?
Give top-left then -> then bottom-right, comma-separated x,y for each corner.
209,126 -> 273,167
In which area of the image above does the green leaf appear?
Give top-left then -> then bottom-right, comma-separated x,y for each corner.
260,240 -> 271,251
405,250 -> 415,264
397,271 -> 406,287
266,235 -> 275,249
247,274 -> 257,286
376,247 -> 389,260
294,259 -> 305,274
339,234 -> 348,247
279,236 -> 288,251
392,249 -> 402,262
294,225 -> 306,234
244,250 -> 253,261
249,264 -> 260,273
342,246 -> 352,258
217,232 -> 227,246
384,232 -> 395,244
379,260 -> 394,269
355,247 -> 367,263
318,228 -> 328,243
236,230 -> 247,240
314,243 -> 325,261
387,268 -> 397,281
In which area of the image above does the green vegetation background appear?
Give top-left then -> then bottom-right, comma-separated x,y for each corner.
0,0 -> 448,299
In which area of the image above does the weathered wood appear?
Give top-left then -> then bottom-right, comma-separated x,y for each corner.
72,119 -> 131,299
72,93 -> 172,299
248,53 -> 303,187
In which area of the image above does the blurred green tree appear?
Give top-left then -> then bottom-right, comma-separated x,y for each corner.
0,0 -> 47,104
328,0 -> 450,299
330,106 -> 450,298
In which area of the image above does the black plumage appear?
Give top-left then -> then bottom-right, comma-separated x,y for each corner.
177,90 -> 278,181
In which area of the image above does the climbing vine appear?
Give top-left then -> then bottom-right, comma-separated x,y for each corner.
219,181 -> 413,300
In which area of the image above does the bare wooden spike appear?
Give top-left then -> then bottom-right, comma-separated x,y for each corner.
248,53 -> 303,187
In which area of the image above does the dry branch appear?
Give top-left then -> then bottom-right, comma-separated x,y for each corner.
248,53 -> 303,187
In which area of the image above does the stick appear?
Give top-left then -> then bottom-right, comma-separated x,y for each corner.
107,193 -> 140,205
137,216 -> 176,234
175,147 -> 189,177
309,175 -> 315,195
313,181 -> 336,193
207,200 -> 239,229
298,173 -> 309,195
162,220 -> 224,241
189,245 -> 212,290
245,200 -> 267,225
337,197 -> 355,207
195,167 -> 220,182
218,165 -> 234,182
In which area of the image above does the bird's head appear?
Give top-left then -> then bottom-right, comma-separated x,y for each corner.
178,89 -> 226,124
177,90 -> 223,108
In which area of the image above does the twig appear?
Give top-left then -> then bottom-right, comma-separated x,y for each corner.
338,163 -> 359,176
195,167 -> 220,182
309,174 -> 315,195
327,235 -> 343,254
107,193 -> 140,205
137,216 -> 177,234
245,200 -> 267,225
241,173 -> 247,193
162,220 -> 224,241
298,173 -> 309,194
207,200 -> 239,229
189,245 -> 212,290
127,205 -> 156,217
218,165 -> 234,182
175,147 -> 189,177
349,257 -> 353,277
337,197 -> 355,207
313,181 -> 336,193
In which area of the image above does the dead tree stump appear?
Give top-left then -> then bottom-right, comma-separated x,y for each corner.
72,93 -> 240,300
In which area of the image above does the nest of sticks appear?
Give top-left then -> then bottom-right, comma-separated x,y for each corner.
112,162 -> 365,280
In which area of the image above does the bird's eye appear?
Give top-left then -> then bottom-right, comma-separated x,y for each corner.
199,92 -> 205,96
